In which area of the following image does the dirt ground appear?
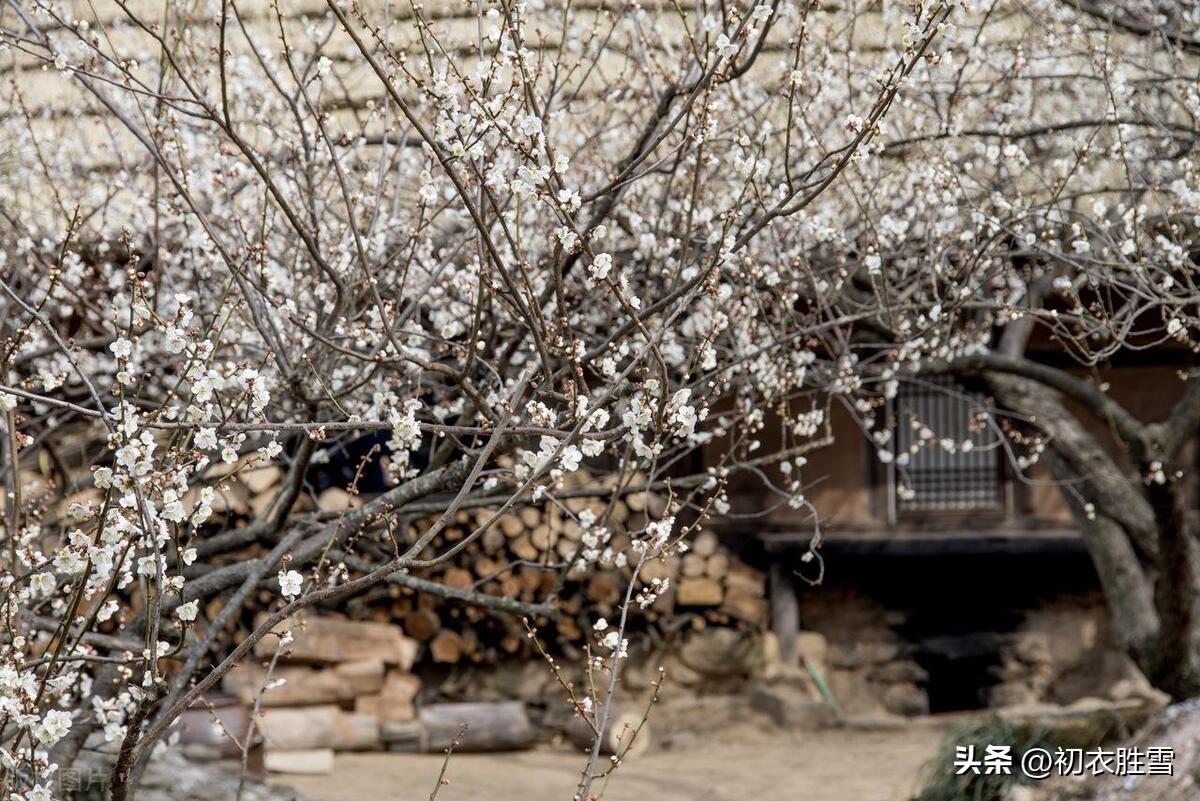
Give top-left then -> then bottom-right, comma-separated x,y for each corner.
277,723 -> 949,801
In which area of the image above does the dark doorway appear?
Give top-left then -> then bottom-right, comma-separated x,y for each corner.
795,544 -> 1100,712
914,633 -> 1005,713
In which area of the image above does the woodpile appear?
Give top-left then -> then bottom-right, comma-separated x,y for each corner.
226,615 -> 539,771
224,615 -> 417,770
252,613 -> 418,668
196,462 -> 770,771
200,462 -> 769,673
361,501 -> 767,662
26,455 -> 759,664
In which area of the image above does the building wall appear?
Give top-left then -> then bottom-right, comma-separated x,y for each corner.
1023,364 -> 1193,522
741,364 -> 1194,535
790,547 -> 1137,715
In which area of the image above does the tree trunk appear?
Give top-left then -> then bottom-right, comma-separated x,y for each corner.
1042,452 -> 1160,664
983,372 -> 1200,698
1144,477 -> 1200,697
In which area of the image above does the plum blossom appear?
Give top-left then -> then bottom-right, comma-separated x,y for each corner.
176,600 -> 199,622
109,337 -> 132,359
589,253 -> 613,282
194,428 -> 218,451
32,709 -> 72,746
278,570 -> 304,599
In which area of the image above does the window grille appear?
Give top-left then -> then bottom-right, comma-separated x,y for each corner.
891,377 -> 1003,514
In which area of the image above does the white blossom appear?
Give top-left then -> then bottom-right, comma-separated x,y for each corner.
278,570 -> 304,599
176,600 -> 199,622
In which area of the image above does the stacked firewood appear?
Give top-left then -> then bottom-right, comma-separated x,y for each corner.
199,461 -> 768,667
220,612 -> 416,771
18,458 -> 771,768
220,612 -> 542,771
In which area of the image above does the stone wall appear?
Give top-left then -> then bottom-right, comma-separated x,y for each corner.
793,585 -> 1136,718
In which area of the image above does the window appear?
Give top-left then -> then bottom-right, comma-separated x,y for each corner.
890,377 -> 1004,515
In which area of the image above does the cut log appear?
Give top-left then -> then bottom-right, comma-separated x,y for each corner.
403,608 -> 441,642
586,574 -> 621,605
430,630 -> 465,664
419,701 -> 536,752
387,600 -> 412,622
677,577 -> 723,606
317,487 -> 361,513
359,672 -> 421,723
721,589 -> 769,624
223,663 -> 353,707
356,683 -> 416,723
459,628 -> 481,660
510,534 -> 538,562
560,592 -> 584,614
530,524 -> 554,551
704,552 -> 730,579
680,553 -> 706,578
640,555 -> 679,583
561,520 -> 582,541
649,584 -> 676,614
516,566 -> 543,593
231,467 -> 786,683
624,511 -> 648,533
499,575 -> 523,598
256,705 -> 380,750
241,465 -> 284,495
248,490 -> 275,518
263,748 -> 334,775
333,659 -> 386,695
442,567 -> 474,591
565,706 -> 651,758
557,616 -> 582,640
499,514 -> 524,538
481,527 -> 506,553
211,483 -> 249,514
770,562 -> 800,666
256,613 -> 417,669
473,556 -> 501,579
692,530 -> 719,557
555,537 -> 577,559
205,597 -> 226,623
561,471 -> 588,490
381,720 -> 425,752
724,562 -> 767,596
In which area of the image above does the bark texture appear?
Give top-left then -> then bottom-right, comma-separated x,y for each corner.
979,370 -> 1200,698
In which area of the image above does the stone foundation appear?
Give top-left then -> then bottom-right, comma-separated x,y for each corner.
794,586 -> 1137,717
